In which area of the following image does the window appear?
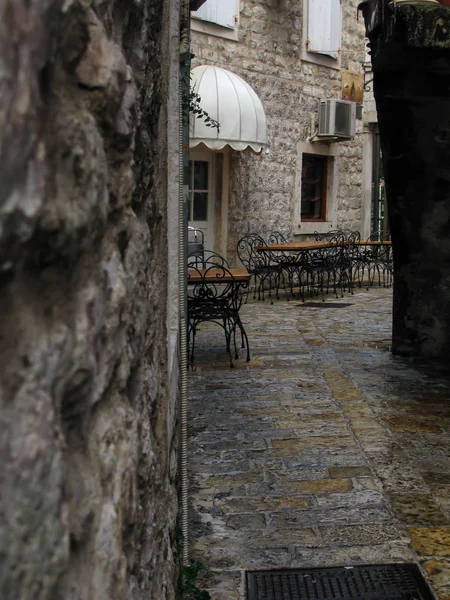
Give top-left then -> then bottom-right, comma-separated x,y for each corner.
293,142 -> 339,236
301,154 -> 327,221
302,0 -> 341,67
188,160 -> 209,221
191,0 -> 236,29
191,0 -> 239,41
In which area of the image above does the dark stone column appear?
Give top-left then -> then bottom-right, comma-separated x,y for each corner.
367,3 -> 450,357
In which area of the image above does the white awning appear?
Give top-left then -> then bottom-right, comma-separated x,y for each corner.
190,65 -> 268,153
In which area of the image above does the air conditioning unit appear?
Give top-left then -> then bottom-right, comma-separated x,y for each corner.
318,99 -> 357,139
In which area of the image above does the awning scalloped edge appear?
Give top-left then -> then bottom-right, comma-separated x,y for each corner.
190,138 -> 266,153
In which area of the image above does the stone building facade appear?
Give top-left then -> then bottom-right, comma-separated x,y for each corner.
190,0 -> 374,261
0,1 -> 183,598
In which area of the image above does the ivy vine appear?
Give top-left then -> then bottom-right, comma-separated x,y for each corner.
180,562 -> 211,600
188,85 -> 220,131
181,68 -> 220,132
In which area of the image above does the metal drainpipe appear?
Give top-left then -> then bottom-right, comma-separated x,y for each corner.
179,0 -> 190,568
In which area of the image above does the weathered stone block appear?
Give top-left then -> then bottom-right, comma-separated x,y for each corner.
0,1 -> 180,599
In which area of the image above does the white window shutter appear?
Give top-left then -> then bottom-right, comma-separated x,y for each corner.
329,0 -> 341,57
192,0 -> 236,29
308,0 -> 341,59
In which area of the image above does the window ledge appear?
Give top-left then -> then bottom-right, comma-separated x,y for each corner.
191,17 -> 239,41
300,49 -> 341,71
294,221 -> 336,235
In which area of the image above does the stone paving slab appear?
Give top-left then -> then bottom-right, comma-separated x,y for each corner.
188,287 -> 450,599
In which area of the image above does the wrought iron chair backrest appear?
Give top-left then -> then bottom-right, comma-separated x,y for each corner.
187,260 -> 245,313
314,230 -> 360,267
345,231 -> 361,244
203,250 -> 230,267
264,232 -> 289,264
188,249 -> 230,270
361,233 -> 393,287
307,233 -> 353,280
267,231 -> 288,245
364,233 -> 393,261
236,234 -> 270,272
310,238 -> 343,267
314,229 -> 361,243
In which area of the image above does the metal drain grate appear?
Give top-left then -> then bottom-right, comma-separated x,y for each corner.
246,564 -> 434,600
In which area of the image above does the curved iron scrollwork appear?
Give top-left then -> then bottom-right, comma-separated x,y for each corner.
365,77 -> 374,92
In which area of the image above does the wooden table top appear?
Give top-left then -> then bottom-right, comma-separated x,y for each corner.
357,240 -> 392,246
256,240 -> 392,251
187,267 -> 251,283
255,241 -> 331,251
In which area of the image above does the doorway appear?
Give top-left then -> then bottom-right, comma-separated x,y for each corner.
188,151 -> 215,250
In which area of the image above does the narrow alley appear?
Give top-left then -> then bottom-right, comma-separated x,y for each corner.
187,288 -> 450,600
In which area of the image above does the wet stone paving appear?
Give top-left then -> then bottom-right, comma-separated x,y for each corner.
187,287 -> 450,600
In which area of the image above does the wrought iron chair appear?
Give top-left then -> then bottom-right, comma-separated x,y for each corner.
358,233 -> 393,288
263,231 -> 295,300
187,256 -> 250,368
314,229 -> 361,295
267,231 -> 288,245
236,234 -> 279,303
273,246 -> 309,302
299,239 -> 343,301
338,230 -> 360,295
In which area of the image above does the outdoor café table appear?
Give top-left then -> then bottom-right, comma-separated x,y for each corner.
254,239 -> 392,299
256,238 -> 392,271
255,240 -> 391,251
254,240 -> 391,265
254,239 -> 334,269
254,240 -> 341,301
253,239 -> 393,299
255,240 -> 391,253
187,266 -> 251,366
356,240 -> 392,247
255,240 -> 333,252
254,240 -> 337,271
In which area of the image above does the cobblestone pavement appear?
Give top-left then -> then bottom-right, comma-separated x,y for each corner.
187,287 -> 450,600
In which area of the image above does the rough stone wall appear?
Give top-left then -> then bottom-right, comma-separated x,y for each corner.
0,1 -> 180,599
191,0 -> 366,260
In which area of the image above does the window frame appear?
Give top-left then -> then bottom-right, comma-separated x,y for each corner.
300,154 -> 328,222
292,141 -> 340,236
187,153 -> 215,246
189,159 -> 209,222
301,0 -> 342,70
